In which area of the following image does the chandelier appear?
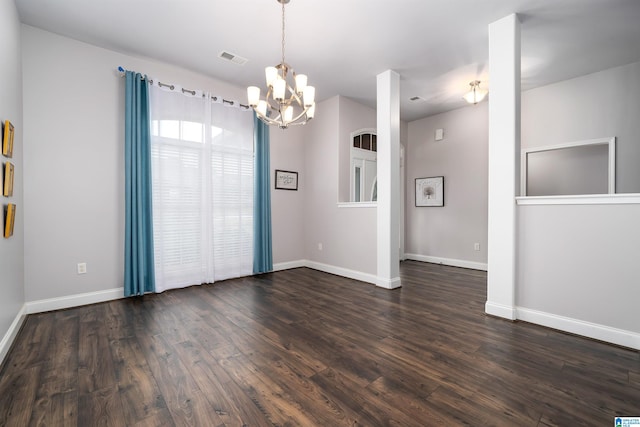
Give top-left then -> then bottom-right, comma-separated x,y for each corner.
463,80 -> 488,104
247,0 -> 316,129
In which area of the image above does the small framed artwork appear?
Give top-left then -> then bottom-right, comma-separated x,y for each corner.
415,176 -> 444,207
4,203 -> 15,238
3,120 -> 14,158
3,162 -> 14,197
275,169 -> 298,191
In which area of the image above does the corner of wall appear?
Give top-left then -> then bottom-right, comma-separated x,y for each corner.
0,305 -> 26,367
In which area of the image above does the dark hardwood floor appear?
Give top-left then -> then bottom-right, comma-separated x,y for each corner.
1,261 -> 638,426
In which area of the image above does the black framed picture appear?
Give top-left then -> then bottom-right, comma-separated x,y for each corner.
275,169 -> 298,191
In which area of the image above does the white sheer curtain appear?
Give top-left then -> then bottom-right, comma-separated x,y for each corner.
149,83 -> 254,293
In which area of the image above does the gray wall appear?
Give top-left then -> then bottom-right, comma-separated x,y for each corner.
302,96 -> 378,275
270,125 -> 306,265
21,19 -> 638,345
406,103 -> 489,266
20,25 -> 399,303
517,203 -> 640,334
0,0 -> 25,350
517,60 -> 640,337
402,60 -> 640,341
337,96 -> 377,203
404,59 -> 640,270
522,60 -> 640,193
21,25 -> 300,301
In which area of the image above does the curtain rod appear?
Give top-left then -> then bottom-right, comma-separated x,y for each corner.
117,66 -> 250,110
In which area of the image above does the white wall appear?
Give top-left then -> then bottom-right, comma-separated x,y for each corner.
21,25 -> 301,302
405,103 -> 489,269
0,0 -> 25,358
522,60 -> 640,193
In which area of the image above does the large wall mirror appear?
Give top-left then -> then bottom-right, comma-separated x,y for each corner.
521,137 -> 615,196
350,129 -> 377,202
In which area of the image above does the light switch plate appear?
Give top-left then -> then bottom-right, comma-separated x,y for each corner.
435,128 -> 444,141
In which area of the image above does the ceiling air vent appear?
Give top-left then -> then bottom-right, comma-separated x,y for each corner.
218,51 -> 248,65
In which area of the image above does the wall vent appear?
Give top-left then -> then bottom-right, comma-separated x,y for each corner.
218,51 -> 248,65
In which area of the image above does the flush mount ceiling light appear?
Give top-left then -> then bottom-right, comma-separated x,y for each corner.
247,0 -> 316,129
463,80 -> 488,104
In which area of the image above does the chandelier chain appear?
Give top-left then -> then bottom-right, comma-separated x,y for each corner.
281,0 -> 286,67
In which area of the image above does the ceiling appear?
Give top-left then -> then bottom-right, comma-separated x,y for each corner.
16,0 -> 640,122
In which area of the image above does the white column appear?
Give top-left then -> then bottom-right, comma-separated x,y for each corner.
486,14 -> 520,319
376,70 -> 402,289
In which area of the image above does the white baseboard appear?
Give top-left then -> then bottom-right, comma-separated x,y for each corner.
376,276 -> 402,289
275,259 -> 401,289
517,307 -> 640,350
485,301 -> 517,320
304,260 -> 378,286
25,287 -> 124,314
0,304 -> 27,366
404,253 -> 488,271
18,267 -> 636,352
273,260 -> 307,271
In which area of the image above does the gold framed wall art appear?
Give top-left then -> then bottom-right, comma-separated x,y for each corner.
3,162 -> 14,197
4,203 -> 15,238
2,120 -> 14,158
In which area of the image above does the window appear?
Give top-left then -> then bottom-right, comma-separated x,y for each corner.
353,131 -> 377,152
350,129 -> 377,202
149,86 -> 254,292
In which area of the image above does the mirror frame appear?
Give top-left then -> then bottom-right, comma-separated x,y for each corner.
520,136 -> 616,196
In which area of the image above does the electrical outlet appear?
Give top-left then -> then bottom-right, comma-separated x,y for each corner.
77,263 -> 87,274
474,243 -> 480,251
318,243 -> 323,251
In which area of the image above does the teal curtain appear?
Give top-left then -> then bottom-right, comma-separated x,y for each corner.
253,113 -> 273,274
124,71 -> 156,296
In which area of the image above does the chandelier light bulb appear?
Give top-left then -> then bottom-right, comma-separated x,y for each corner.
247,86 -> 260,107
273,77 -> 286,102
295,74 -> 308,93
265,67 -> 278,87
306,103 -> 316,119
303,86 -> 315,107
283,105 -> 294,123
257,100 -> 268,117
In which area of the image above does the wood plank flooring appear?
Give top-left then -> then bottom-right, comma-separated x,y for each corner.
1,261 -> 638,426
